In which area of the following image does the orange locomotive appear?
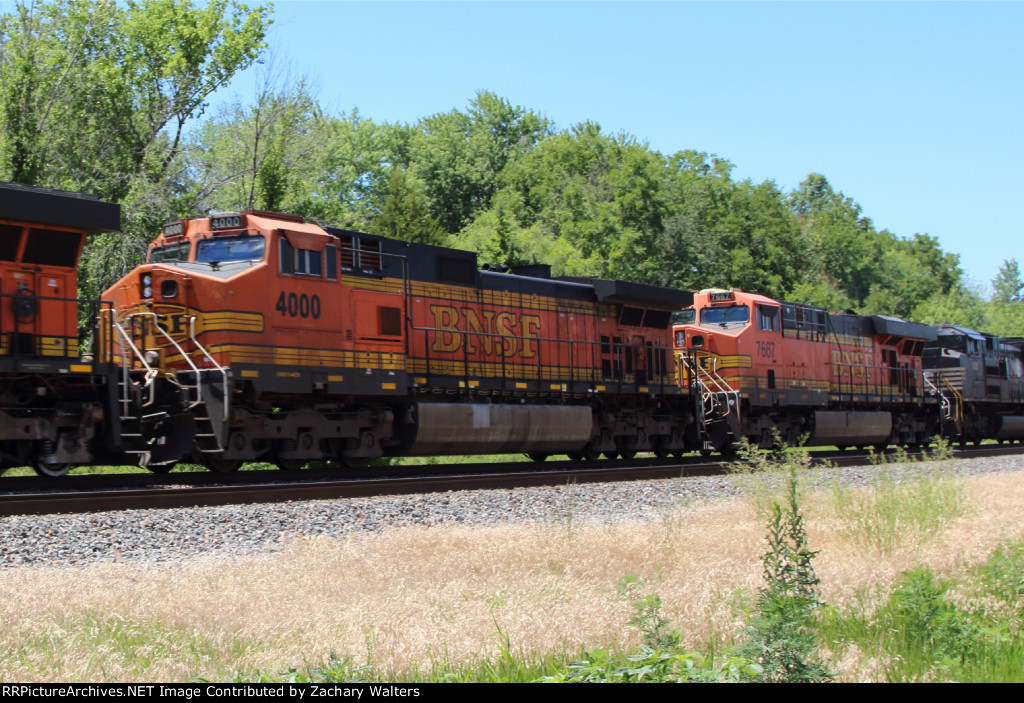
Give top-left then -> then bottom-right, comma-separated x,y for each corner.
0,182 -> 142,475
103,210 -> 693,470
673,288 -> 938,452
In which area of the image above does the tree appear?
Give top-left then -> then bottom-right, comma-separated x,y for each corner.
911,284 -> 988,330
985,259 -> 1024,337
991,259 -> 1023,305
465,121 -> 670,281
370,168 -> 446,245
188,64 -> 320,215
788,173 -> 881,306
0,0 -> 271,298
410,91 -> 551,233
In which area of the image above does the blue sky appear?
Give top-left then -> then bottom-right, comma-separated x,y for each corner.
20,0 -> 1024,291
237,0 -> 1021,291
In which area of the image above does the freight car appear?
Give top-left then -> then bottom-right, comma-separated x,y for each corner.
0,182 -> 191,476
673,288 -> 1024,453
102,210 -> 694,471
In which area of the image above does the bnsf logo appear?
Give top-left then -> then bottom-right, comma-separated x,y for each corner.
156,312 -> 192,337
831,349 -> 874,379
429,305 -> 542,358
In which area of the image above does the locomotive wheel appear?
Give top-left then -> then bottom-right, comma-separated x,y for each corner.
582,443 -> 602,461
204,456 -> 242,473
567,452 -> 584,462
148,462 -> 176,474
617,438 -> 637,460
602,451 -> 619,460
526,453 -> 549,462
652,439 -> 670,459
33,461 -> 70,478
276,459 -> 306,471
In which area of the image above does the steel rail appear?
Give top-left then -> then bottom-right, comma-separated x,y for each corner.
1,444 -> 1020,517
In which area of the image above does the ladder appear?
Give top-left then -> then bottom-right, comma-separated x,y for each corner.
678,350 -> 740,446
924,370 -> 963,437
106,310 -> 229,463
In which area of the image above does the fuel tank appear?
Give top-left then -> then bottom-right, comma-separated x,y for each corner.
807,410 -> 892,446
404,402 -> 592,455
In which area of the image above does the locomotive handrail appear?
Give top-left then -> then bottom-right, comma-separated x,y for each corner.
104,310 -> 159,408
923,371 -> 963,423
123,311 -> 229,422
187,314 -> 229,422
676,350 -> 739,421
923,374 -> 953,421
407,322 -> 676,390
124,311 -> 202,406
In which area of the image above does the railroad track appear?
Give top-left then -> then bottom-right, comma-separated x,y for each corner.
2,444 -> 1021,517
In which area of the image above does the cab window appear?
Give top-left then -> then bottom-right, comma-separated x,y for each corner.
700,305 -> 750,326
22,228 -> 82,267
149,242 -> 191,263
279,238 -> 323,277
671,309 -> 696,325
757,305 -> 779,332
196,235 -> 265,263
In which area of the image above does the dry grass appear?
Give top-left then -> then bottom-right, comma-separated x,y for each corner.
1,471 -> 1022,682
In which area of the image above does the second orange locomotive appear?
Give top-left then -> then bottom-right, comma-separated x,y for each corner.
673,288 -> 938,452
103,210 -> 693,469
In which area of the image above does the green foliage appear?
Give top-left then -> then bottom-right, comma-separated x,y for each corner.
984,259 -> 1024,337
827,463 -> 968,555
370,168 -> 447,245
731,456 -> 832,683
0,0 -> 271,301
617,575 -> 681,650
410,91 -> 551,234
912,283 -> 989,330
826,545 -> 1024,682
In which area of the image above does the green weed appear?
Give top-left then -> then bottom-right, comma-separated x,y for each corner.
823,544 -> 1024,682
827,465 -> 968,554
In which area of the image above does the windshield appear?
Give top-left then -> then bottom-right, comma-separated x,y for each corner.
148,242 -> 190,263
700,305 -> 750,326
195,235 -> 265,264
672,309 -> 696,325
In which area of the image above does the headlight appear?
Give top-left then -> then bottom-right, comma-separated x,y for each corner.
141,273 -> 153,298
161,280 -> 178,298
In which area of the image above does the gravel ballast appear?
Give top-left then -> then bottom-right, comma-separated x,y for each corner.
2,455 -> 1022,568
